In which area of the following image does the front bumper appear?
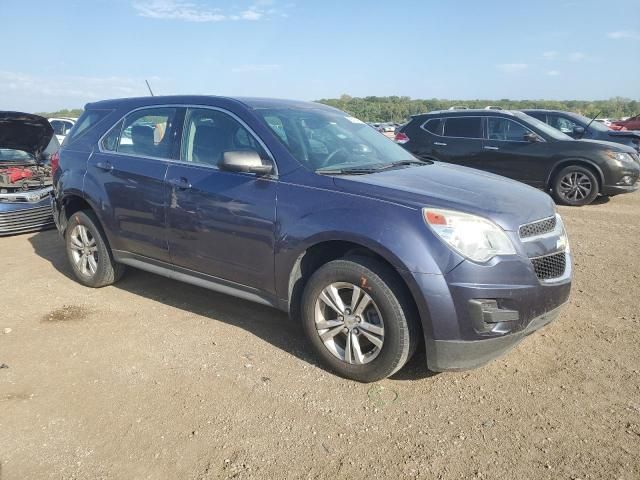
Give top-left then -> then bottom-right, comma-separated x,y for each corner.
0,188 -> 54,236
426,303 -> 564,371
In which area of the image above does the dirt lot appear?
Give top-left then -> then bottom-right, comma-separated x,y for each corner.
1,193 -> 639,480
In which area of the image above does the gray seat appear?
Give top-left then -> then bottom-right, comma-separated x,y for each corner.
192,125 -> 231,166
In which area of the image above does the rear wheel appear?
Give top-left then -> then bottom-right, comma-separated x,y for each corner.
65,210 -> 125,288
552,165 -> 599,206
301,258 -> 418,382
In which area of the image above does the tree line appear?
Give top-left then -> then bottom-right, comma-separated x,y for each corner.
37,96 -> 639,124
317,95 -> 639,123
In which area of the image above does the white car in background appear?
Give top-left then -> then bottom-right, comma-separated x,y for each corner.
48,117 -> 77,144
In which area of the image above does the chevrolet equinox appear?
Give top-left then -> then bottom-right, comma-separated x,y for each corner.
52,96 -> 572,382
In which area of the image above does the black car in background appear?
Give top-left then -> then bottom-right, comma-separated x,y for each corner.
396,110 -> 640,206
522,109 -> 640,153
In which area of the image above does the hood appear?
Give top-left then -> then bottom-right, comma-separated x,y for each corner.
0,112 -> 56,157
606,130 -> 640,141
575,138 -> 638,154
332,162 -> 556,231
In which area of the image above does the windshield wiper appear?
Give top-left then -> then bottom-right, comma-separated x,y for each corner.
374,159 -> 429,171
316,159 -> 428,176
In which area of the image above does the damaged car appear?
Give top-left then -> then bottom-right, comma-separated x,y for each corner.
0,112 -> 58,236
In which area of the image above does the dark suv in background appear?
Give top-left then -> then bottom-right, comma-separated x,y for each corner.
53,96 -> 571,382
522,109 -> 640,153
396,109 -> 640,206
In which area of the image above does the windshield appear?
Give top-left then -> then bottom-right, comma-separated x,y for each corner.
515,112 -> 573,140
256,107 -> 417,172
0,149 -> 34,163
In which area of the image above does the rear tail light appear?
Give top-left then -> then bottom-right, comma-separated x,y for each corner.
50,150 -> 60,177
394,132 -> 410,144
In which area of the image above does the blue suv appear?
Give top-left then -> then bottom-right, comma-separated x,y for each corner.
52,96 -> 571,382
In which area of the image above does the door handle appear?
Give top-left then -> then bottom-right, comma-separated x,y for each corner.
167,177 -> 192,190
433,142 -> 447,146
483,146 -> 499,150
95,161 -> 113,172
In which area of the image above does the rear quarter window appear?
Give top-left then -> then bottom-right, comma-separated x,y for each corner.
63,109 -> 111,146
422,118 -> 443,135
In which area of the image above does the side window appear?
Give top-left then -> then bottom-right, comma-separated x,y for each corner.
548,115 -> 576,134
117,108 -> 177,159
443,117 -> 482,139
50,120 -> 65,136
422,118 -> 442,135
487,118 -> 534,142
181,108 -> 266,167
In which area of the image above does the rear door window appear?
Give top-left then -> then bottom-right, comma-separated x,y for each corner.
117,108 -> 178,159
443,117 -> 482,139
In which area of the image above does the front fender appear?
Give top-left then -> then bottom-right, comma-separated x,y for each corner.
274,181 -> 464,301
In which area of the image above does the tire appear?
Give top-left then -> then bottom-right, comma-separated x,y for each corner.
552,165 -> 599,206
301,257 -> 419,382
65,210 -> 125,288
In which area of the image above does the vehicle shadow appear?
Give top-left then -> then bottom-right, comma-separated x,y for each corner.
28,230 -> 436,382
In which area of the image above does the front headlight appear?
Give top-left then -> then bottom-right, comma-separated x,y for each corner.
605,150 -> 632,163
423,208 -> 516,263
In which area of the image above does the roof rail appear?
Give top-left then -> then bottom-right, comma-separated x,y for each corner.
447,106 -> 469,110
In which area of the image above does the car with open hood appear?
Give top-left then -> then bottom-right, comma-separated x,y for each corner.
52,96 -> 572,382
0,112 -> 59,235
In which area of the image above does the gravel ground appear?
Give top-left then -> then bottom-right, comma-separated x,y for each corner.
1,192 -> 639,479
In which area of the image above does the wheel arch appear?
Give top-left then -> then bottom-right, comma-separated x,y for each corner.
546,158 -> 604,192
285,238 -> 426,345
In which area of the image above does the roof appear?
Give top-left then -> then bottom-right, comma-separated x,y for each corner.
412,109 -> 519,118
85,95 -> 338,112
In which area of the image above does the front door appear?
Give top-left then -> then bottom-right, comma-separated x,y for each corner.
479,116 -> 549,187
87,106 -> 180,262
165,107 -> 277,293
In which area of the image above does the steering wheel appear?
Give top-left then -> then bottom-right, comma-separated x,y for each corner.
320,147 -> 348,168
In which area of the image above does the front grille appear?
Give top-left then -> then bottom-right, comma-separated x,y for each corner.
531,252 -> 566,280
0,206 -> 53,235
519,216 -> 556,238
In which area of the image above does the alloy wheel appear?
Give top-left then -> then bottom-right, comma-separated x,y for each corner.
69,225 -> 99,277
558,171 -> 593,202
314,282 -> 385,365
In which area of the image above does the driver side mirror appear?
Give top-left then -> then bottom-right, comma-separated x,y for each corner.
524,132 -> 541,143
572,126 -> 585,138
221,150 -> 273,175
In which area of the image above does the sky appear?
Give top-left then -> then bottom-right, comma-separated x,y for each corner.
0,0 -> 639,112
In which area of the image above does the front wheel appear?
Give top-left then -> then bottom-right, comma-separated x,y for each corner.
301,258 -> 418,382
552,165 -> 599,206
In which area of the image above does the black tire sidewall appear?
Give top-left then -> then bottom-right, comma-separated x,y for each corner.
65,211 -> 116,288
553,165 -> 599,206
301,259 -> 413,382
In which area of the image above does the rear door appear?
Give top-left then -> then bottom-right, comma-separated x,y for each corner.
479,116 -> 549,186
165,107 -> 277,292
433,116 -> 484,166
87,106 -> 181,262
